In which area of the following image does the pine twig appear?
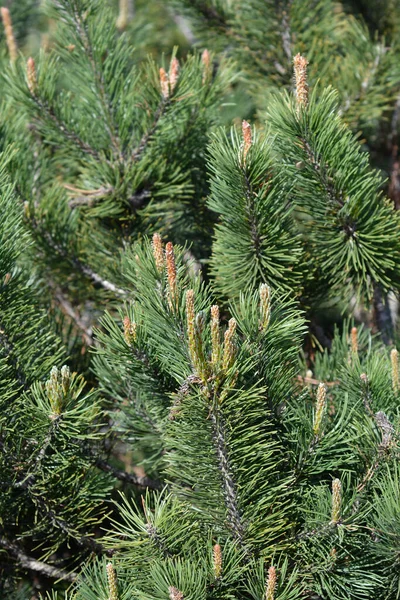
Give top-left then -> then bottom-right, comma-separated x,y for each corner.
95,458 -> 163,490
28,215 -> 127,296
53,286 -> 94,346
131,101 -> 167,162
0,536 -> 77,582
30,95 -> 104,163
210,410 -> 246,545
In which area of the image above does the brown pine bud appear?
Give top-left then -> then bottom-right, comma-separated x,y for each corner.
106,563 -> 119,600
331,478 -> 342,525
160,67 -> 169,99
391,348 -> 399,392
266,566 -> 277,600
259,284 -> 271,331
213,543 -> 222,578
169,57 -> 180,93
1,7 -> 17,62
223,318 -> 237,371
152,233 -> 164,273
166,242 -> 177,311
211,305 -> 220,368
169,587 -> 184,600
242,120 -> 252,163
116,0 -> 133,31
201,48 -> 211,83
313,383 -> 326,436
351,326 -> 358,354
123,316 -> 137,345
293,53 -> 309,112
27,57 -> 37,95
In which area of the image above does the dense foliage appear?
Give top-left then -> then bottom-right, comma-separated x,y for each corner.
1,1 -> 400,599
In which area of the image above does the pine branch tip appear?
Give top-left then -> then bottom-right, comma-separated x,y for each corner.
293,53 -> 309,111
266,566 -> 277,600
213,543 -> 222,578
106,562 -> 119,600
1,7 -> 17,62
152,233 -> 164,273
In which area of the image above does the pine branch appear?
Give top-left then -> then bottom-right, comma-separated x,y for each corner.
0,536 -> 77,583
243,169 -> 267,283
65,185 -> 114,209
64,0 -> 123,160
280,2 -> 292,64
95,458 -> 163,490
8,431 -> 109,556
357,411 -> 394,493
146,522 -> 171,556
131,100 -> 167,162
14,418 -> 62,490
53,286 -> 94,346
28,215 -> 127,296
302,138 -> 345,209
209,410 -> 246,545
32,492 -> 108,556
30,95 -> 103,162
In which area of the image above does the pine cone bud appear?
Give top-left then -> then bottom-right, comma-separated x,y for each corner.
60,365 -> 71,396
201,49 -> 211,84
331,478 -> 342,525
1,8 -> 17,62
152,233 -> 164,273
160,67 -> 169,99
169,587 -> 184,600
266,566 -> 277,600
166,242 -> 177,311
259,284 -> 271,331
106,563 -> 119,600
391,348 -> 399,392
293,53 -> 309,112
211,305 -> 220,368
213,543 -> 222,578
242,120 -> 252,163
313,383 -> 326,436
169,57 -> 180,93
351,326 -> 358,354
27,57 -> 37,95
223,318 -> 237,371
196,311 -> 205,335
46,366 -> 69,416
123,316 -> 137,345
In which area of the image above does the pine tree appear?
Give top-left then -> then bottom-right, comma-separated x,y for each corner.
0,0 -> 233,365
1,1 -> 400,599
0,154 -> 113,597
67,237 -> 400,600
